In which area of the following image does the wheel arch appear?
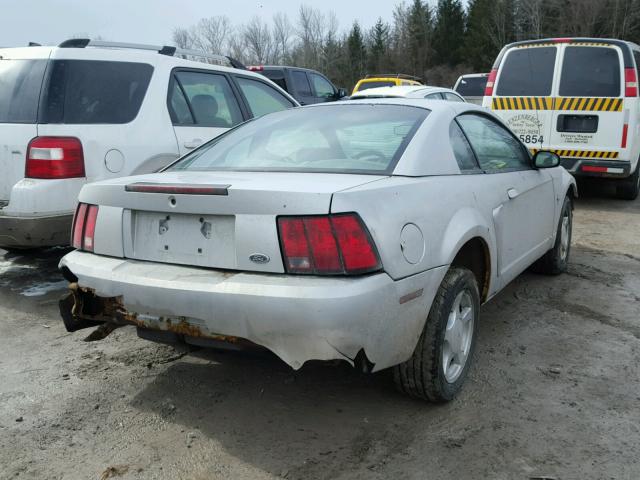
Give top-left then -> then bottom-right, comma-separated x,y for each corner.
450,236 -> 492,303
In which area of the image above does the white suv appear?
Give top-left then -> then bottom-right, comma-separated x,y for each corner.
0,39 -> 298,249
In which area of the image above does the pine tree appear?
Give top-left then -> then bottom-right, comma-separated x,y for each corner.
407,0 -> 433,77
433,0 -> 466,66
346,22 -> 367,87
369,17 -> 390,72
463,0 -> 500,71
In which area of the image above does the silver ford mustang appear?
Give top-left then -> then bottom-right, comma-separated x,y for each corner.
59,99 -> 576,402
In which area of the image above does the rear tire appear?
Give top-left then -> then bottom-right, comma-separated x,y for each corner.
531,195 -> 572,275
393,267 -> 480,402
615,165 -> 640,200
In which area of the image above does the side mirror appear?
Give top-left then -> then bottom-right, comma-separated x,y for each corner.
336,88 -> 348,99
533,150 -> 560,169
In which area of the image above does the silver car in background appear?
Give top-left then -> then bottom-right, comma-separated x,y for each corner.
59,100 -> 576,402
453,73 -> 489,105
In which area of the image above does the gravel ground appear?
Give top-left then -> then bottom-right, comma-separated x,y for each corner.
0,182 -> 639,480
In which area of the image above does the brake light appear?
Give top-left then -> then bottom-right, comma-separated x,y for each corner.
71,203 -> 99,251
72,203 -> 88,249
26,137 -> 85,179
625,68 -> 637,97
553,37 -> 572,43
277,213 -> 381,275
484,69 -> 498,96
248,65 -> 264,71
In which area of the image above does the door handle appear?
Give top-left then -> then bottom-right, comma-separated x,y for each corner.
184,139 -> 203,150
507,188 -> 519,200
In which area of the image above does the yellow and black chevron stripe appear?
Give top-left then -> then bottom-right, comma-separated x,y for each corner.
555,97 -> 623,111
492,97 -> 553,110
516,42 -> 611,49
530,148 -> 619,159
492,97 -> 623,112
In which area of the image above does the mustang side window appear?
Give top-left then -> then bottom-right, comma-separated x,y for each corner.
457,114 -> 530,171
450,121 -> 480,172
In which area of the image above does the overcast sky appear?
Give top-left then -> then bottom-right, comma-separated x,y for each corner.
2,0 -> 400,47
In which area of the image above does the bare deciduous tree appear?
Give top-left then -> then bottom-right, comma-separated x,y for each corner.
243,16 -> 274,64
273,12 -> 293,64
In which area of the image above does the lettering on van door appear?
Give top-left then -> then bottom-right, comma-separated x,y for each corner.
559,132 -> 593,144
506,114 -> 544,144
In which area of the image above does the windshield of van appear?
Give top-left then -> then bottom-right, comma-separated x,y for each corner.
496,47 -> 556,96
168,104 -> 429,175
455,76 -> 488,96
559,47 -> 621,97
0,59 -> 47,123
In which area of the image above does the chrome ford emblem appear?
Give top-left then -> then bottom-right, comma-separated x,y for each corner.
249,253 -> 270,264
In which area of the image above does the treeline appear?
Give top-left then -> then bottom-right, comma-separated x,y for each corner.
172,0 -> 640,90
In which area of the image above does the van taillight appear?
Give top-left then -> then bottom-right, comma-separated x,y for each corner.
484,69 -> 498,96
72,203 -> 99,252
26,137 -> 85,179
625,68 -> 638,97
277,213 -> 381,275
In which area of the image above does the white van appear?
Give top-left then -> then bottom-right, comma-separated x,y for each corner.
483,38 -> 640,200
0,39 -> 298,250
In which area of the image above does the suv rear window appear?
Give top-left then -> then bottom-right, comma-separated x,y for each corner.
0,59 -> 47,123
42,60 -> 153,124
496,47 -> 556,96
358,81 -> 395,91
559,47 -> 621,97
455,76 -> 487,96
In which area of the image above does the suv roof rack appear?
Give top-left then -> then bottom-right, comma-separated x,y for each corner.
366,73 -> 423,82
57,38 -> 246,69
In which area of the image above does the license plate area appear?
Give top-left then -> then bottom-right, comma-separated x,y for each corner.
130,211 -> 236,268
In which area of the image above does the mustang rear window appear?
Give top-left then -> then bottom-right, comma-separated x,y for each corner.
168,105 -> 429,175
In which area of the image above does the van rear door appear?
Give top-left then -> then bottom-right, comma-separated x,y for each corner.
0,48 -> 50,204
490,45 -> 559,152
549,44 -> 625,164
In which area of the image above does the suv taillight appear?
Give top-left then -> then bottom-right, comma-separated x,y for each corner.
72,203 -> 99,252
625,68 -> 638,97
277,213 -> 381,275
26,137 -> 85,179
484,68 -> 498,96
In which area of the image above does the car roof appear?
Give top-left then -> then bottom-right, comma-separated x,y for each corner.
350,85 -> 458,99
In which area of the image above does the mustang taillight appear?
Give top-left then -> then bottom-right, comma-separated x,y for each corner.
26,137 -> 85,179
277,213 -> 381,275
72,203 -> 99,252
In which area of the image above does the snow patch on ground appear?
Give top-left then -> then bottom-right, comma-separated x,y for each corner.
20,280 -> 68,297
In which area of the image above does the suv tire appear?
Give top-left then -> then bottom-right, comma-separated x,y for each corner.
531,195 -> 573,275
393,267 -> 479,402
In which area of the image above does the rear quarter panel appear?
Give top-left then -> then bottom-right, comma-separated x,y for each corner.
331,175 -> 498,295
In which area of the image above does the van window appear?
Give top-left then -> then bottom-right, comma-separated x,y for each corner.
42,60 -> 153,124
559,47 -> 621,97
0,59 -> 47,123
496,47 -> 556,96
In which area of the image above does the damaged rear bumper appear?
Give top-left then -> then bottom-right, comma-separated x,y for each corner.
59,250 -> 447,371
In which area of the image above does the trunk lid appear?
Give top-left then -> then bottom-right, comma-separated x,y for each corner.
0,48 -> 51,204
82,171 -> 386,273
